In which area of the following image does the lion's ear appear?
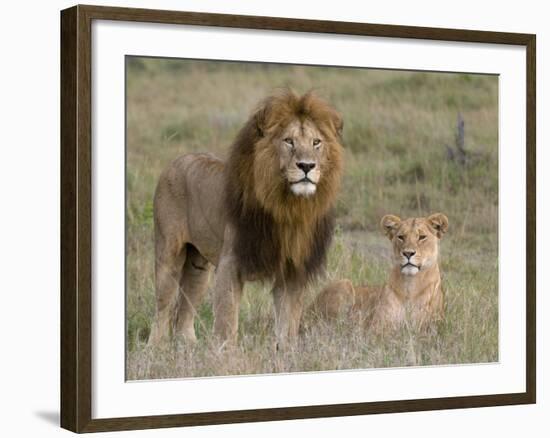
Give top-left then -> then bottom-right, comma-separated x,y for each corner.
254,104 -> 269,137
380,215 -> 401,240
333,111 -> 344,140
427,213 -> 449,239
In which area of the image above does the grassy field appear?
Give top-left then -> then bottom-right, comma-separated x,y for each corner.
125,57 -> 499,380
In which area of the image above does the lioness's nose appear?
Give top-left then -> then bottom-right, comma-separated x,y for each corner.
297,161 -> 316,174
403,250 -> 416,259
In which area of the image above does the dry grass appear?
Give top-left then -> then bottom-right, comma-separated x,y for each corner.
125,57 -> 498,380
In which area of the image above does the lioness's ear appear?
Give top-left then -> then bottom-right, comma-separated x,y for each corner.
380,215 -> 401,240
427,213 -> 449,239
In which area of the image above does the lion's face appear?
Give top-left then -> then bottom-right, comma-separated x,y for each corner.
276,119 -> 326,197
381,213 -> 449,276
247,91 -> 343,222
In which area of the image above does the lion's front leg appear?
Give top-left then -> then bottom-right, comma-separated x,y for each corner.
212,253 -> 243,345
272,280 -> 305,348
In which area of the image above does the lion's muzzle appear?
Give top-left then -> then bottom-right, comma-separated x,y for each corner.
289,161 -> 319,197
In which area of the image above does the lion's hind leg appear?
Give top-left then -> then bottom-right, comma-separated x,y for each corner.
175,245 -> 212,343
148,237 -> 187,346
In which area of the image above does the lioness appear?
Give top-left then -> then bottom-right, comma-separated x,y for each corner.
149,90 -> 344,347
311,213 -> 449,330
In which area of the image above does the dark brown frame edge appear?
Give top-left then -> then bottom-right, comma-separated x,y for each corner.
60,4 -> 536,433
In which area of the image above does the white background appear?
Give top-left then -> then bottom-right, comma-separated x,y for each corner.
0,0 -> 546,437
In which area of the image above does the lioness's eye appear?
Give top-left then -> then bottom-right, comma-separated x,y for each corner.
397,235 -> 404,241
284,137 -> 294,147
313,138 -> 321,147
419,235 -> 427,241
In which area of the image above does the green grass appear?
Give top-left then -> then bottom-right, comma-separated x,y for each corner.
125,57 -> 498,379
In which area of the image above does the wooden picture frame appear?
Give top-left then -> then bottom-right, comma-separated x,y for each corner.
60,4 -> 536,433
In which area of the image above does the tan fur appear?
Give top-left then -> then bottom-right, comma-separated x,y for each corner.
309,279 -> 355,320
149,90 -> 344,347
311,213 -> 449,331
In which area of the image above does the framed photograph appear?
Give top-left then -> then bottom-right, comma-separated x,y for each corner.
60,4 -> 536,433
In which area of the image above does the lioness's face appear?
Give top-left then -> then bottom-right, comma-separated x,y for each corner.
277,119 -> 325,197
381,213 -> 449,276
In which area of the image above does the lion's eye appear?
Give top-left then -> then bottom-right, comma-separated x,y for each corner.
313,138 -> 322,148
397,235 -> 404,241
419,235 -> 427,241
284,138 -> 294,147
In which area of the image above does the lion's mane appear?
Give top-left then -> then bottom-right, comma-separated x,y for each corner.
225,90 -> 344,285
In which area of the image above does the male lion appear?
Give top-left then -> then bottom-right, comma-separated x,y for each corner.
310,213 -> 449,330
149,90 -> 344,347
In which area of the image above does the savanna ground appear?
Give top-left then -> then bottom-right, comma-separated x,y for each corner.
126,57 -> 498,380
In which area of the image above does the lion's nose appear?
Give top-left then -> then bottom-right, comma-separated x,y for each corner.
403,250 -> 416,259
297,161 -> 316,174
